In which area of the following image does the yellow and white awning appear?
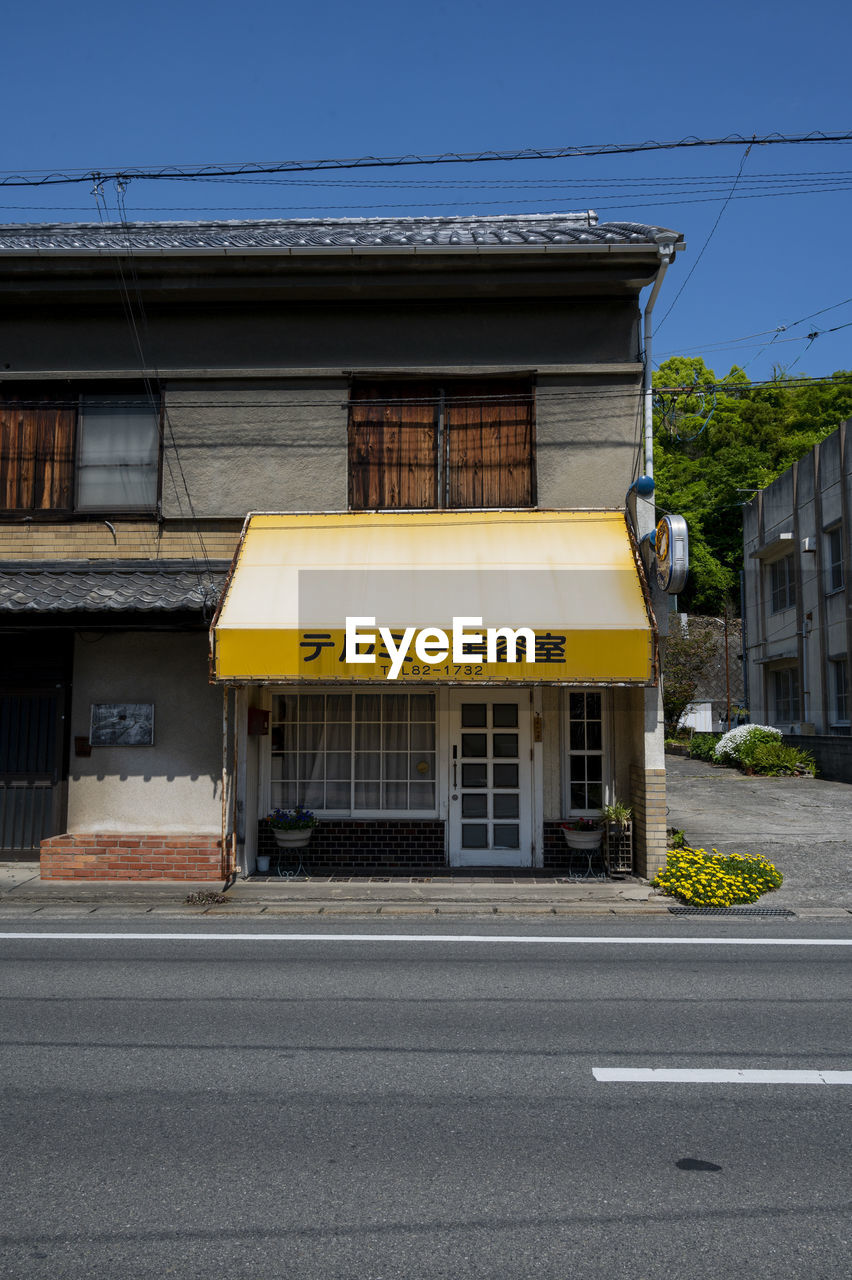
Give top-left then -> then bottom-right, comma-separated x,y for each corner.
211,510 -> 656,684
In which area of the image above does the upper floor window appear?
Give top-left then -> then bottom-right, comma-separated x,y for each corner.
0,391 -> 160,515
826,525 -> 844,593
770,555 -> 796,613
348,379 -> 535,511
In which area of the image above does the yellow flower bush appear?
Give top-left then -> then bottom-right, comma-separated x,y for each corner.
652,847 -> 783,907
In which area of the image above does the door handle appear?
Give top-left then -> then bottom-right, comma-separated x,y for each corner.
452,744 -> 458,788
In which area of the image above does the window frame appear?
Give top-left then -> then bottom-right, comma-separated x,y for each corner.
269,687 -> 439,819
769,555 -> 796,614
562,688 -> 610,817
830,657 -> 849,726
771,666 -> 800,724
825,525 -> 844,594
0,388 -> 162,519
347,377 -> 536,512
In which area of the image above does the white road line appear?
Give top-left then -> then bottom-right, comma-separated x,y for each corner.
594,1068 -> 852,1084
0,933 -> 851,945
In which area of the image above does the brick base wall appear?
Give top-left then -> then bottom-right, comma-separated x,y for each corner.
630,765 -> 668,879
258,820 -> 446,874
40,834 -> 223,881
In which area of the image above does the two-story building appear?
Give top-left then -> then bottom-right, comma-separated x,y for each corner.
0,213 -> 683,880
743,420 -> 852,779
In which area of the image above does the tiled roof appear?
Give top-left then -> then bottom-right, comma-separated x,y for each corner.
0,560 -> 230,614
0,214 -> 682,252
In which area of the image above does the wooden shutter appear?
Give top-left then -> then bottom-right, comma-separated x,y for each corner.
0,402 -> 76,511
445,381 -> 534,508
349,383 -> 438,509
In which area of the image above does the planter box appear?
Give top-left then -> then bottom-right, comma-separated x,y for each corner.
561,828 -> 603,851
605,821 -> 633,875
272,828 -> 313,849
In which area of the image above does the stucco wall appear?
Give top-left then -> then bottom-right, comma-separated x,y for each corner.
536,374 -> 642,508
68,632 -> 222,834
162,381 -> 348,518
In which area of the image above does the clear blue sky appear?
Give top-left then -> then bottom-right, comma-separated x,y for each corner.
4,0 -> 851,383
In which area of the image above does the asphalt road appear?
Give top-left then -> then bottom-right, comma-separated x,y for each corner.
1,917 -> 851,1279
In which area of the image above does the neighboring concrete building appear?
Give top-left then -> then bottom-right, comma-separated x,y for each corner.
0,213 -> 683,879
743,420 -> 852,779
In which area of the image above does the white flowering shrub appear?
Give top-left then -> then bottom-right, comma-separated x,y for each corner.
714,723 -> 782,763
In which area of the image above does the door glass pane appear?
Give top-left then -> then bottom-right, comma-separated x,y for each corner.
493,824 -> 520,848
492,763 -> 518,788
493,794 -> 519,819
492,704 -> 518,727
461,824 -> 488,848
462,794 -> 488,818
461,734 -> 487,757
461,703 -> 487,727
492,733 -> 518,758
462,763 -> 487,788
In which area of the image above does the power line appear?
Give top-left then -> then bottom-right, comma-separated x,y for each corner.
2,131 -> 851,187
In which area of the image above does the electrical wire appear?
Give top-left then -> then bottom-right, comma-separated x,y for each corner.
1,130 -> 851,187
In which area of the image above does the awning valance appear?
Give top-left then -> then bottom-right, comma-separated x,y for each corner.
211,511 -> 656,685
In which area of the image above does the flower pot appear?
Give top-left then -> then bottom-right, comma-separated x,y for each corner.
256,854 -> 270,874
272,828 -> 313,849
561,828 -> 603,851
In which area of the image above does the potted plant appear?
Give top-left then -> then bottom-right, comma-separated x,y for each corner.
267,805 -> 318,850
602,800 -> 633,874
560,817 -> 603,851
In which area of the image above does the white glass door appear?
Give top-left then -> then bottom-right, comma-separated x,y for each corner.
448,691 -> 531,867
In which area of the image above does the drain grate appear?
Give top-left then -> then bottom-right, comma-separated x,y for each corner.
668,906 -> 795,917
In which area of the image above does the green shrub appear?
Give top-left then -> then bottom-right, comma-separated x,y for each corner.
744,740 -> 817,776
653,847 -> 783,906
688,733 -> 718,762
714,724 -> 781,764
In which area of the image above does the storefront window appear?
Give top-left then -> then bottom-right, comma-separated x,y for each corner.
566,691 -> 604,813
271,691 -> 436,813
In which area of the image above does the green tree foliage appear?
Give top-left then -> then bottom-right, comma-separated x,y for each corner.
653,359 -> 852,614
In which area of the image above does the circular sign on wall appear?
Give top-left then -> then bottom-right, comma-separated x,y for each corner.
655,514 -> 689,593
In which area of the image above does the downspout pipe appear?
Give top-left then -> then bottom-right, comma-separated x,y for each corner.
642,234 -> 679,482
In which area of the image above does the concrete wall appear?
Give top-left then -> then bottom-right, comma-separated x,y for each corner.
3,297 -> 639,374
159,374 -> 643,518
743,419 -> 851,734
68,632 -> 222,834
784,733 -> 852,783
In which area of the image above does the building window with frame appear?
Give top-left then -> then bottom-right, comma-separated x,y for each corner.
0,391 -> 160,515
769,555 -> 796,613
348,379 -> 535,511
830,657 -> 848,725
772,666 -> 800,724
826,525 -> 844,593
565,690 -> 604,813
270,690 -> 437,814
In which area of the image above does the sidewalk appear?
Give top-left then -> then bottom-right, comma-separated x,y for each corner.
0,861 -> 668,917
2,755 -> 849,919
